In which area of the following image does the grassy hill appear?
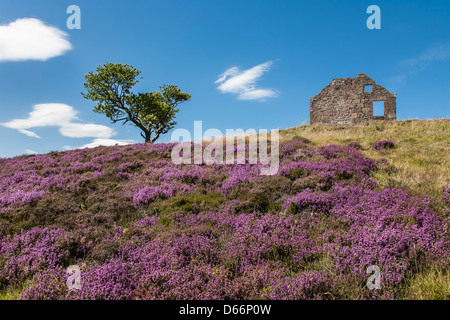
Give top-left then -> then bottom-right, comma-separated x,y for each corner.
282,119 -> 449,197
0,119 -> 448,300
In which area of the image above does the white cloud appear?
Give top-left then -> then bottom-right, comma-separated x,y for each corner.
215,61 -> 278,101
237,89 -> 278,101
215,66 -> 240,84
64,138 -> 136,150
1,103 -> 115,139
3,104 -> 75,134
19,129 -> 41,138
25,149 -> 37,155
59,123 -> 114,139
0,18 -> 72,62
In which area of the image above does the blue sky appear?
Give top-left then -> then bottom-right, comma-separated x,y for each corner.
0,0 -> 449,158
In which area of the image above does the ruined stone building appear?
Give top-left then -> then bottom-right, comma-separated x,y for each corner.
310,73 -> 396,126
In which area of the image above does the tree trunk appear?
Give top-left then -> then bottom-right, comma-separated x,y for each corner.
144,131 -> 151,143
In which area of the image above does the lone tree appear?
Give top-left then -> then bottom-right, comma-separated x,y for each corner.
82,62 -> 191,143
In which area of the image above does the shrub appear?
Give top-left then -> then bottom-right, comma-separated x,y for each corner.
373,140 -> 395,151
347,142 -> 362,150
0,138 -> 448,300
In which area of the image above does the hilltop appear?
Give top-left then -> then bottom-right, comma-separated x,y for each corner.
0,119 -> 448,300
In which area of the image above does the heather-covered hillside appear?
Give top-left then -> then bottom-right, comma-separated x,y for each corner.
0,120 -> 449,299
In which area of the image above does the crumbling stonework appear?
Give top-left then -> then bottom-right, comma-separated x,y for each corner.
310,73 -> 396,126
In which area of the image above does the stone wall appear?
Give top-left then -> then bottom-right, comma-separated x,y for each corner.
310,73 -> 396,126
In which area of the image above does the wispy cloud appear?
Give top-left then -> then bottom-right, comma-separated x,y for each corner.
215,61 -> 278,101
1,103 -> 115,139
389,43 -> 450,89
0,18 -> 72,62
25,149 -> 37,155
64,138 -> 136,150
401,43 -> 450,73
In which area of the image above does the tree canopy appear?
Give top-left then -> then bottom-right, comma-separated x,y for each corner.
82,62 -> 191,143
